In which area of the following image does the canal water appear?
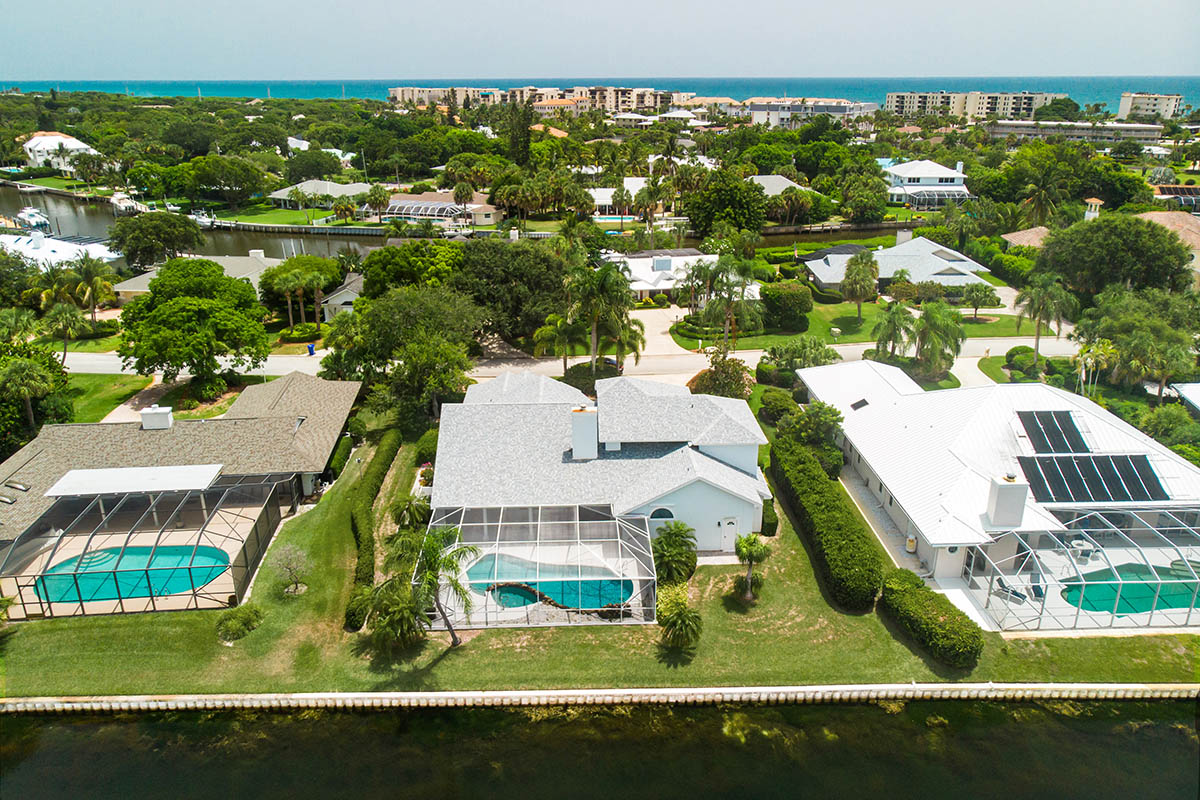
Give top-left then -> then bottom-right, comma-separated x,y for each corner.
1,702 -> 1196,799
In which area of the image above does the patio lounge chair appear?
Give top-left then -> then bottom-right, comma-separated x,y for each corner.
996,576 -> 1028,604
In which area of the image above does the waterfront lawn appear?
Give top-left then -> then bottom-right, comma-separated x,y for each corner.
4,457 -> 1197,695
66,374 -> 152,423
214,202 -> 334,225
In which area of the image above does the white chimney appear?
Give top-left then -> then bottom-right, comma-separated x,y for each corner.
140,404 -> 174,430
986,474 -> 1027,528
955,161 -> 964,173
570,406 -> 598,460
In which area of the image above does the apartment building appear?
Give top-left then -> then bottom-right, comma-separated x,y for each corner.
388,85 -> 671,113
747,98 -> 878,128
985,119 -> 1163,143
387,86 -> 502,106
884,91 -> 1065,119
1116,92 -> 1184,120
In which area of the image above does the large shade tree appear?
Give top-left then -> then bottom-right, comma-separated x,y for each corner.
108,212 -> 204,270
1037,215 -> 1192,297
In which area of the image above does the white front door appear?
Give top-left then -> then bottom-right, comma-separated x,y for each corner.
721,518 -> 737,551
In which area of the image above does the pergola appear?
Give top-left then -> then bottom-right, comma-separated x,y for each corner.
426,503 -> 657,629
962,506 -> 1200,631
0,473 -> 297,620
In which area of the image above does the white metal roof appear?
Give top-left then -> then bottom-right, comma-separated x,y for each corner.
884,159 -> 966,180
1176,383 -> 1200,415
45,464 -> 223,497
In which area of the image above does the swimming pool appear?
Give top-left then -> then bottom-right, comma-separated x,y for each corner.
1060,563 -> 1200,616
35,545 -> 231,603
467,553 -> 634,609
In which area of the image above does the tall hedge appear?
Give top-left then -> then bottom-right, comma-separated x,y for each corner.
770,436 -> 884,610
328,435 -> 353,478
760,501 -> 778,537
879,568 -> 984,668
414,427 -> 439,465
759,281 -> 813,331
344,427 -> 404,630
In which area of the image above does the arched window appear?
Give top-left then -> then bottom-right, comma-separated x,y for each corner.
650,508 -> 673,520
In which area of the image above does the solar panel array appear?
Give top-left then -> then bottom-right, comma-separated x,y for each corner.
1018,410 -> 1089,454
1017,454 -> 1169,504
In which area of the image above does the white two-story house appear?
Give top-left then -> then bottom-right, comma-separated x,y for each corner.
884,159 -> 971,209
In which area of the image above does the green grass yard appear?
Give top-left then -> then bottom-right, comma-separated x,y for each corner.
32,332 -> 123,353
973,270 -> 1009,288
215,202 -> 334,225
66,374 -> 152,423
978,356 -> 1012,384
156,374 -> 275,420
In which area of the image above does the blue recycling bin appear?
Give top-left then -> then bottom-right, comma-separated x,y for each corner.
306,343 -> 315,356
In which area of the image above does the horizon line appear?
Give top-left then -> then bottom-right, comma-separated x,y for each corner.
7,74 -> 1198,82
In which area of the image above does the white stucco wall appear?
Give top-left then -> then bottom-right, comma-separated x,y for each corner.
627,480 -> 761,552
697,444 -> 760,475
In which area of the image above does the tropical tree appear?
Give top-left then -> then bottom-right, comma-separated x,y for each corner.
288,187 -> 312,223
605,314 -> 646,371
363,578 -> 427,653
532,312 -> 586,375
1020,166 -> 1066,227
331,196 -> 357,223
1015,272 -> 1078,372
452,181 -> 475,226
651,521 -> 698,584
702,254 -> 761,346
961,283 -> 1000,322
871,301 -> 915,357
735,532 -> 770,603
364,184 -> 391,220
1115,332 -> 1196,401
911,301 -> 966,375
24,262 -> 79,311
1073,338 -> 1117,399
0,307 -> 37,344
841,250 -> 879,323
42,302 -> 89,363
0,357 -> 53,429
277,269 -> 303,330
70,254 -> 117,323
611,185 -> 632,231
411,526 -> 480,647
390,494 -> 432,529
567,261 -> 633,373
764,337 -> 840,373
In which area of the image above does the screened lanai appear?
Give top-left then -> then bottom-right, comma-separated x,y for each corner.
0,473 -> 298,620
961,507 -> 1200,631
381,200 -> 467,221
427,503 -> 657,629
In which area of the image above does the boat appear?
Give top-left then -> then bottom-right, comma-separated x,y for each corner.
188,210 -> 216,229
16,206 -> 51,230
110,192 -> 146,216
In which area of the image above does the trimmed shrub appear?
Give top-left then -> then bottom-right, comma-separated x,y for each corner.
344,427 -> 403,630
652,520 -> 698,584
1005,345 -> 1034,365
759,387 -> 799,425
328,435 -> 353,478
770,437 -> 884,610
810,440 -> 844,479
756,360 -> 779,386
800,278 -> 843,305
414,427 -> 439,466
760,500 -> 778,537
561,361 -> 620,397
879,568 -> 984,668
656,582 -> 702,649
753,264 -> 777,284
191,374 -> 227,402
653,293 -> 670,308
216,602 -> 265,641
760,281 -> 814,332
914,281 -> 945,303
278,322 -> 325,343
1007,369 -> 1026,382
1047,374 -> 1065,388
347,414 -> 367,443
74,319 -> 121,340
1010,353 -> 1038,375
1172,443 -> 1200,467
778,263 -> 799,279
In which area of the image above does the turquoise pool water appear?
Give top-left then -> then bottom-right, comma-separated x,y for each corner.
467,553 -> 633,609
35,545 -> 231,603
1061,563 -> 1199,616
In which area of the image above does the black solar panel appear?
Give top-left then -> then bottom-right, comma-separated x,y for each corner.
1018,410 -> 1090,454
1018,455 -> 1169,503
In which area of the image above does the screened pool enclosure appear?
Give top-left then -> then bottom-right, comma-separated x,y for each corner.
427,504 -> 657,628
0,473 -> 298,620
961,507 -> 1200,631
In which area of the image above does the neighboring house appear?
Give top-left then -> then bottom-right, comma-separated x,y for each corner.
268,179 -> 371,208
529,123 -> 569,139
884,160 -> 971,208
804,236 -> 989,291
381,190 -> 501,227
748,174 -> 818,197
1000,226 -> 1051,249
321,272 -> 363,321
797,360 -> 1200,633
1137,210 -> 1200,287
433,371 -> 770,553
1176,383 -> 1200,417
21,131 -> 99,174
600,248 -> 750,301
0,372 -> 360,620
612,112 -> 653,129
286,136 -> 310,152
589,176 -> 651,215
1150,185 -> 1200,211
113,250 -> 282,302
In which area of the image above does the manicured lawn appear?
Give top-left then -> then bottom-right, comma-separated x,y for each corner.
809,302 -> 886,343
66,374 -> 152,423
32,332 -> 123,353
977,356 -> 1014,383
961,314 -> 1049,338
24,176 -> 87,191
266,319 -> 327,355
973,270 -> 1009,287
214,202 -> 334,225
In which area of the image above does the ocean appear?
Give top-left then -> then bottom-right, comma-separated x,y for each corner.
5,76 -> 1197,109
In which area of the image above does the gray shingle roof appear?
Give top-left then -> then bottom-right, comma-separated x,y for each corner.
594,377 -> 766,446
806,237 -> 988,287
0,372 -> 359,538
113,252 -> 283,295
463,371 -> 590,406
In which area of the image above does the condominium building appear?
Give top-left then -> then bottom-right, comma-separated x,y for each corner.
884,91 -> 1065,120
985,119 -> 1163,143
387,86 -> 502,106
1116,92 -> 1184,120
387,85 -> 671,113
747,98 -> 878,128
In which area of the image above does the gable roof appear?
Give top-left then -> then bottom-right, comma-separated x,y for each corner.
268,180 -> 370,201
0,372 -> 359,538
464,371 -> 590,406
1135,211 -> 1200,250
806,237 -> 988,286
1000,226 -> 1051,248
324,271 -> 363,303
594,377 -> 766,446
748,174 -> 817,197
113,251 -> 282,294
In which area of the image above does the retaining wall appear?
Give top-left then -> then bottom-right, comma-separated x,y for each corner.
3,683 -> 1196,714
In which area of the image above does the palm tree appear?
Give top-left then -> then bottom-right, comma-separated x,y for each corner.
872,301 -> 915,358
69,254 -> 116,323
735,532 -> 770,603
841,250 -> 879,323
0,307 -> 38,344
533,312 -> 586,376
567,261 -> 633,374
911,301 -> 966,376
24,263 -> 79,311
0,357 -> 53,429
331,197 -> 357,223
1020,167 -> 1066,228
411,526 -> 479,647
390,494 -> 432,529
961,283 -> 1000,322
1117,333 -> 1195,402
276,269 -> 302,330
1074,338 -> 1116,399
702,255 -> 760,347
42,302 -> 89,364
304,269 -> 326,329
452,181 -> 474,228
288,187 -> 312,223
605,315 -> 646,370
1015,272 -> 1078,372
611,185 -> 632,231
364,184 -> 391,221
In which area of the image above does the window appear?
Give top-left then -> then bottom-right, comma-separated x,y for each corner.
888,497 -> 894,507
650,508 -> 673,519
907,177 -> 920,183
938,177 -> 957,184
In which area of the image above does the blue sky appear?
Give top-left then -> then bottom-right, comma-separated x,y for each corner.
2,0 -> 1197,79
